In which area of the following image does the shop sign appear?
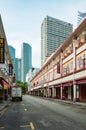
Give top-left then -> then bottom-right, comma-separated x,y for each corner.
0,38 -> 5,63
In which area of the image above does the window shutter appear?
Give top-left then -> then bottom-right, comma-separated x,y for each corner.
57,62 -> 60,73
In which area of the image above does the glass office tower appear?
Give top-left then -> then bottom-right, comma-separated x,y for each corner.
8,45 -> 20,80
21,42 -> 32,82
8,45 -> 16,74
77,11 -> 86,26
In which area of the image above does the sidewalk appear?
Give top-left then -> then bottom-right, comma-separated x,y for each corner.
0,100 -> 10,112
45,97 -> 86,107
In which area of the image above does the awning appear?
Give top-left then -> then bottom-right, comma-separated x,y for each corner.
76,79 -> 86,85
54,82 -> 73,88
62,82 -> 73,87
54,84 -> 61,88
2,79 -> 10,89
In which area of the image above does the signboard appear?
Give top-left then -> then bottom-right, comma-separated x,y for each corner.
2,79 -> 10,89
0,38 -> 5,63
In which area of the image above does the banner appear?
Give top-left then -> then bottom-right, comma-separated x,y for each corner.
2,79 -> 10,90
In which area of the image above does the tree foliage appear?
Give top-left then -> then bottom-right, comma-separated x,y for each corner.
17,80 -> 28,94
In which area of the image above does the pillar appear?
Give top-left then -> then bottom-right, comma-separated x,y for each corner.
76,85 -> 80,102
49,88 -> 52,98
44,88 -> 47,97
52,87 -> 56,98
73,84 -> 76,102
61,86 -> 63,99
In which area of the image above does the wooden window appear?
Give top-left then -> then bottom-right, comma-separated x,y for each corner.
57,62 -> 60,73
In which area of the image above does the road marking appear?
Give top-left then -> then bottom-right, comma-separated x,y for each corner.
24,108 -> 27,111
30,122 -> 35,130
20,122 -> 35,129
20,124 -> 30,127
0,127 -> 4,129
65,106 -> 71,108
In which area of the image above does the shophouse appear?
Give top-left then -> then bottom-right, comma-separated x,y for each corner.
30,19 -> 86,102
0,15 -> 13,102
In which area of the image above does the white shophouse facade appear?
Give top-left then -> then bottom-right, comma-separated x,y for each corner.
30,19 -> 86,102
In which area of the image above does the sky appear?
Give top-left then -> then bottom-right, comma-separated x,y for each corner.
0,0 -> 86,68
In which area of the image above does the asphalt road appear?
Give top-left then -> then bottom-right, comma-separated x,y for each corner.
0,95 -> 86,130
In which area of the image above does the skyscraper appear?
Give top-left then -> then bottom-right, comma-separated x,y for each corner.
15,58 -> 18,80
41,16 -> 73,66
8,45 -> 16,74
8,45 -> 20,81
18,59 -> 21,81
77,11 -> 86,26
21,42 -> 32,82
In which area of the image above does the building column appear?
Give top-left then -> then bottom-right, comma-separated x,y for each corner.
45,87 -> 48,97
49,88 -> 52,98
47,87 -> 50,97
43,88 -> 46,97
73,84 -> 76,102
73,84 -> 80,102
44,88 -> 47,97
61,86 -> 63,99
76,85 -> 80,101
52,87 -> 56,98
61,86 -> 66,100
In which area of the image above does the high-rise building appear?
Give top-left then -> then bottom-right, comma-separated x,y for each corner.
21,42 -> 32,82
8,45 -> 16,74
15,58 -> 18,80
18,59 -> 21,81
26,67 -> 40,91
77,11 -> 86,26
41,16 -> 73,66
8,45 -> 21,81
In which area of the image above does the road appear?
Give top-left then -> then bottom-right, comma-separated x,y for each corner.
0,95 -> 86,130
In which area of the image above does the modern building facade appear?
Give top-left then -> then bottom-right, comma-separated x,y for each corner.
77,11 -> 86,26
41,16 -> 73,66
8,45 -> 20,81
21,42 -> 32,82
18,58 -> 21,81
26,67 -> 40,91
8,45 -> 15,73
30,19 -> 86,103
15,58 -> 19,80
